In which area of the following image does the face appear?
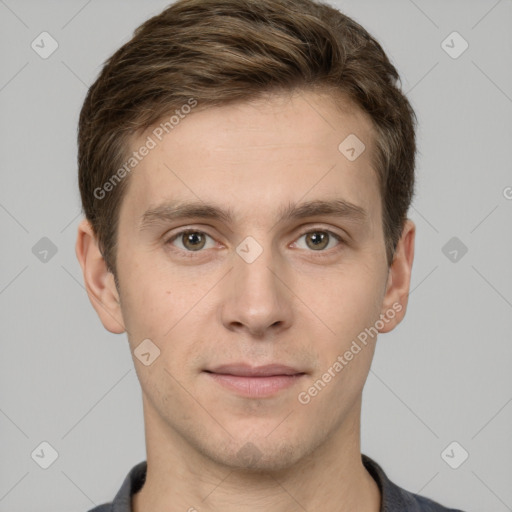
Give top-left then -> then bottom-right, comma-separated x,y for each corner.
79,89 -> 414,472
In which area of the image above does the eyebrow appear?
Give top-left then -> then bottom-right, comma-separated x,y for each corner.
139,198 -> 368,232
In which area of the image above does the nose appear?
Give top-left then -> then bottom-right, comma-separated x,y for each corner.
220,237 -> 294,338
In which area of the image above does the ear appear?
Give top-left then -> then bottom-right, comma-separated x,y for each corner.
75,219 -> 126,334
378,219 -> 415,334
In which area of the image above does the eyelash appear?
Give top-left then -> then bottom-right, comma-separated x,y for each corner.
164,227 -> 345,259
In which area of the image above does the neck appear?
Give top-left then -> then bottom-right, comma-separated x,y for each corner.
133,396 -> 381,512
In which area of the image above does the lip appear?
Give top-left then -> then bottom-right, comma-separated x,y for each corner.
207,364 -> 303,377
204,364 -> 306,397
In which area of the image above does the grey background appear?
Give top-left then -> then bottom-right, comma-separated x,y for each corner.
0,0 -> 511,510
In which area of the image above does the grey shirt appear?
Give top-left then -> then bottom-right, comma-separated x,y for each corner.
87,454 -> 465,512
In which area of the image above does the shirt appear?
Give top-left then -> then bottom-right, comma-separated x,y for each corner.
87,454 -> 465,512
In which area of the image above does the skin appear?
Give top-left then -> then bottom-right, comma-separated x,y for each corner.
76,89 -> 415,512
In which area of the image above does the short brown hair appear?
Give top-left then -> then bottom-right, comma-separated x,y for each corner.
78,0 -> 416,277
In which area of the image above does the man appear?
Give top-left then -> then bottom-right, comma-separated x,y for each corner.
75,0 -> 465,510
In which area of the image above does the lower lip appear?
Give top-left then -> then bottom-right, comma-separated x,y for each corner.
206,372 -> 305,397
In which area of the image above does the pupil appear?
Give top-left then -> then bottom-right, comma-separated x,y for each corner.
312,233 -> 324,245
187,233 -> 203,248
307,231 -> 330,251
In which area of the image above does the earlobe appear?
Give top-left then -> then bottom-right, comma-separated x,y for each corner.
75,219 -> 126,334
378,219 -> 416,334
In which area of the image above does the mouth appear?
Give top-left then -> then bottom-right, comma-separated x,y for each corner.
203,364 -> 307,398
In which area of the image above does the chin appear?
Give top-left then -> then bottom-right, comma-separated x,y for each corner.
203,436 -> 310,474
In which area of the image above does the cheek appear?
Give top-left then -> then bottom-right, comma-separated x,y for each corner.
315,264 -> 384,342
117,254 -> 176,339
118,254 -> 215,359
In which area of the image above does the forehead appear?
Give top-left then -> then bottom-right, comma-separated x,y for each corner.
119,89 -> 381,228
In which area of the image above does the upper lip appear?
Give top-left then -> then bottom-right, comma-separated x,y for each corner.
205,364 -> 305,377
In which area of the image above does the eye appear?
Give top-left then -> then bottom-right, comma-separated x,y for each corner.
166,230 -> 216,252
293,229 -> 343,252
164,227 -> 344,257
